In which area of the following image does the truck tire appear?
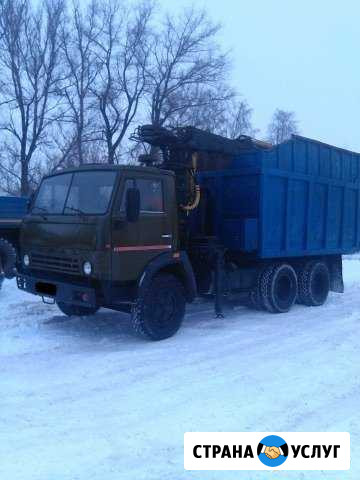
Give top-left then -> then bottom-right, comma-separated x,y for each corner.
132,273 -> 186,341
0,238 -> 17,279
298,261 -> 330,306
248,268 -> 267,310
260,263 -> 298,313
57,301 -> 99,317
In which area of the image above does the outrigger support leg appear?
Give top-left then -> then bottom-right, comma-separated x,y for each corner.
214,248 -> 225,318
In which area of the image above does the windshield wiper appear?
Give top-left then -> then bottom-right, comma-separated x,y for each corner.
64,206 -> 86,218
32,206 -> 48,219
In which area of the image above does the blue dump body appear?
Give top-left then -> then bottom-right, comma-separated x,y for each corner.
195,135 -> 360,258
0,196 -> 28,224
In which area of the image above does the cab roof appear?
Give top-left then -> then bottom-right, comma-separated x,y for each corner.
45,163 -> 174,178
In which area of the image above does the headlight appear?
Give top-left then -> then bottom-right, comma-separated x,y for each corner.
23,254 -> 30,267
83,261 -> 92,276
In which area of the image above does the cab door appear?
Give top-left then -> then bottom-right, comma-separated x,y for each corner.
111,173 -> 174,283
136,174 -> 174,265
111,177 -> 140,283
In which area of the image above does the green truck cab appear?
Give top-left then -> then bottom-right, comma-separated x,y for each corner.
17,164 -> 196,340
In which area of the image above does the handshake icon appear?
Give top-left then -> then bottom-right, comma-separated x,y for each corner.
258,442 -> 289,459
264,446 -> 283,459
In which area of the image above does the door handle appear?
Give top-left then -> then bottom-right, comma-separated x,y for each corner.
162,234 -> 172,238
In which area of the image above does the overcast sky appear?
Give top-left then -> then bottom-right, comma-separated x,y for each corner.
158,0 -> 360,150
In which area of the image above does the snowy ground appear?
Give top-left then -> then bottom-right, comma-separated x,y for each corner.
0,258 -> 359,480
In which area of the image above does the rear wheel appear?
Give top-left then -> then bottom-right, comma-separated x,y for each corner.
132,273 -> 186,341
260,263 -> 298,313
57,302 -> 99,317
298,261 -> 330,306
248,267 -> 267,310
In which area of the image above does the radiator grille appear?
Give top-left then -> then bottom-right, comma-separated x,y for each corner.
31,253 -> 80,275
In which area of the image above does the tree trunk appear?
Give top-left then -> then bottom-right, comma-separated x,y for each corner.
20,160 -> 29,196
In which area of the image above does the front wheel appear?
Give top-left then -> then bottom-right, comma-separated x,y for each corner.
57,302 -> 99,317
131,273 -> 186,341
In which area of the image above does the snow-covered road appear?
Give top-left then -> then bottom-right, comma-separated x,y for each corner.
1,258 -> 359,480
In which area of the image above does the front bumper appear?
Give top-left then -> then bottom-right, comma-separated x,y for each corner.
17,273 -> 97,307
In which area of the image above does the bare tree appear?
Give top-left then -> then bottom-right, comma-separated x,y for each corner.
91,0 -> 153,164
224,99 -> 258,139
267,109 -> 299,145
161,84 -> 230,130
0,1 -> 254,177
0,0 -> 65,195
147,7 -> 231,128
60,0 -> 102,166
167,93 -> 257,141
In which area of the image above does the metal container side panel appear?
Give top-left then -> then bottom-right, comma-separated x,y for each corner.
192,134 -> 360,257
260,172 -> 291,256
232,152 -> 262,169
260,135 -> 360,183
259,169 -> 360,258
343,187 -> 358,248
194,169 -> 261,251
221,172 -> 259,218
220,172 -> 260,250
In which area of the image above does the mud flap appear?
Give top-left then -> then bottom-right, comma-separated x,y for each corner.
329,255 -> 344,293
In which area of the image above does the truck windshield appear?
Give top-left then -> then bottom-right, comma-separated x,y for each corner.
33,171 -> 117,215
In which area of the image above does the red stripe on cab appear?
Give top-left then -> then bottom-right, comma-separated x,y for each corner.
113,244 -> 172,252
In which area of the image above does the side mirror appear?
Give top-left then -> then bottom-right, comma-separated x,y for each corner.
125,187 -> 140,222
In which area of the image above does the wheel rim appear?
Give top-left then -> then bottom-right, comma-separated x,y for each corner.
151,290 -> 177,333
311,267 -> 329,303
273,268 -> 297,311
276,274 -> 292,302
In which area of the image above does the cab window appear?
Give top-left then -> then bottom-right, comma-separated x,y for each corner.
33,173 -> 72,214
65,171 -> 116,214
138,179 -> 163,213
120,178 -> 163,213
